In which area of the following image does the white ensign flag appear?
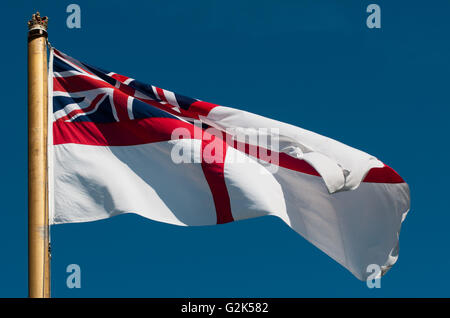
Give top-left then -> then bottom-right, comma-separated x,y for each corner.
49,48 -> 410,280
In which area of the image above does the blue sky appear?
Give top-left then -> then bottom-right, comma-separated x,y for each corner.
1,0 -> 449,297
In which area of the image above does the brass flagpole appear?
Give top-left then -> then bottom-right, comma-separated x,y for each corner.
27,12 -> 50,298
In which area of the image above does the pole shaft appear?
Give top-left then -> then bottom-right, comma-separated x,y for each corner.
28,12 -> 50,298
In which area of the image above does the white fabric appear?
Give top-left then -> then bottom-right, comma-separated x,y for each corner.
222,149 -> 409,280
53,140 -> 217,226
53,138 -> 410,280
201,105 -> 410,279
203,106 -> 385,193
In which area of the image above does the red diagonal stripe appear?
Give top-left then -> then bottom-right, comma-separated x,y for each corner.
54,75 -> 113,93
56,93 -> 106,122
155,87 -> 168,102
111,73 -> 130,83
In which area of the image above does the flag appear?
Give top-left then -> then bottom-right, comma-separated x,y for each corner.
49,48 -> 410,280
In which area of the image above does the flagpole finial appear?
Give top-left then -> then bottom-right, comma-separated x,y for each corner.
28,12 -> 48,33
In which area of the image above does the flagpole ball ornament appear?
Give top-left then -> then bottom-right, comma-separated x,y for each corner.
28,12 -> 48,38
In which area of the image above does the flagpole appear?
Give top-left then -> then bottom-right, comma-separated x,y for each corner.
27,12 -> 50,298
